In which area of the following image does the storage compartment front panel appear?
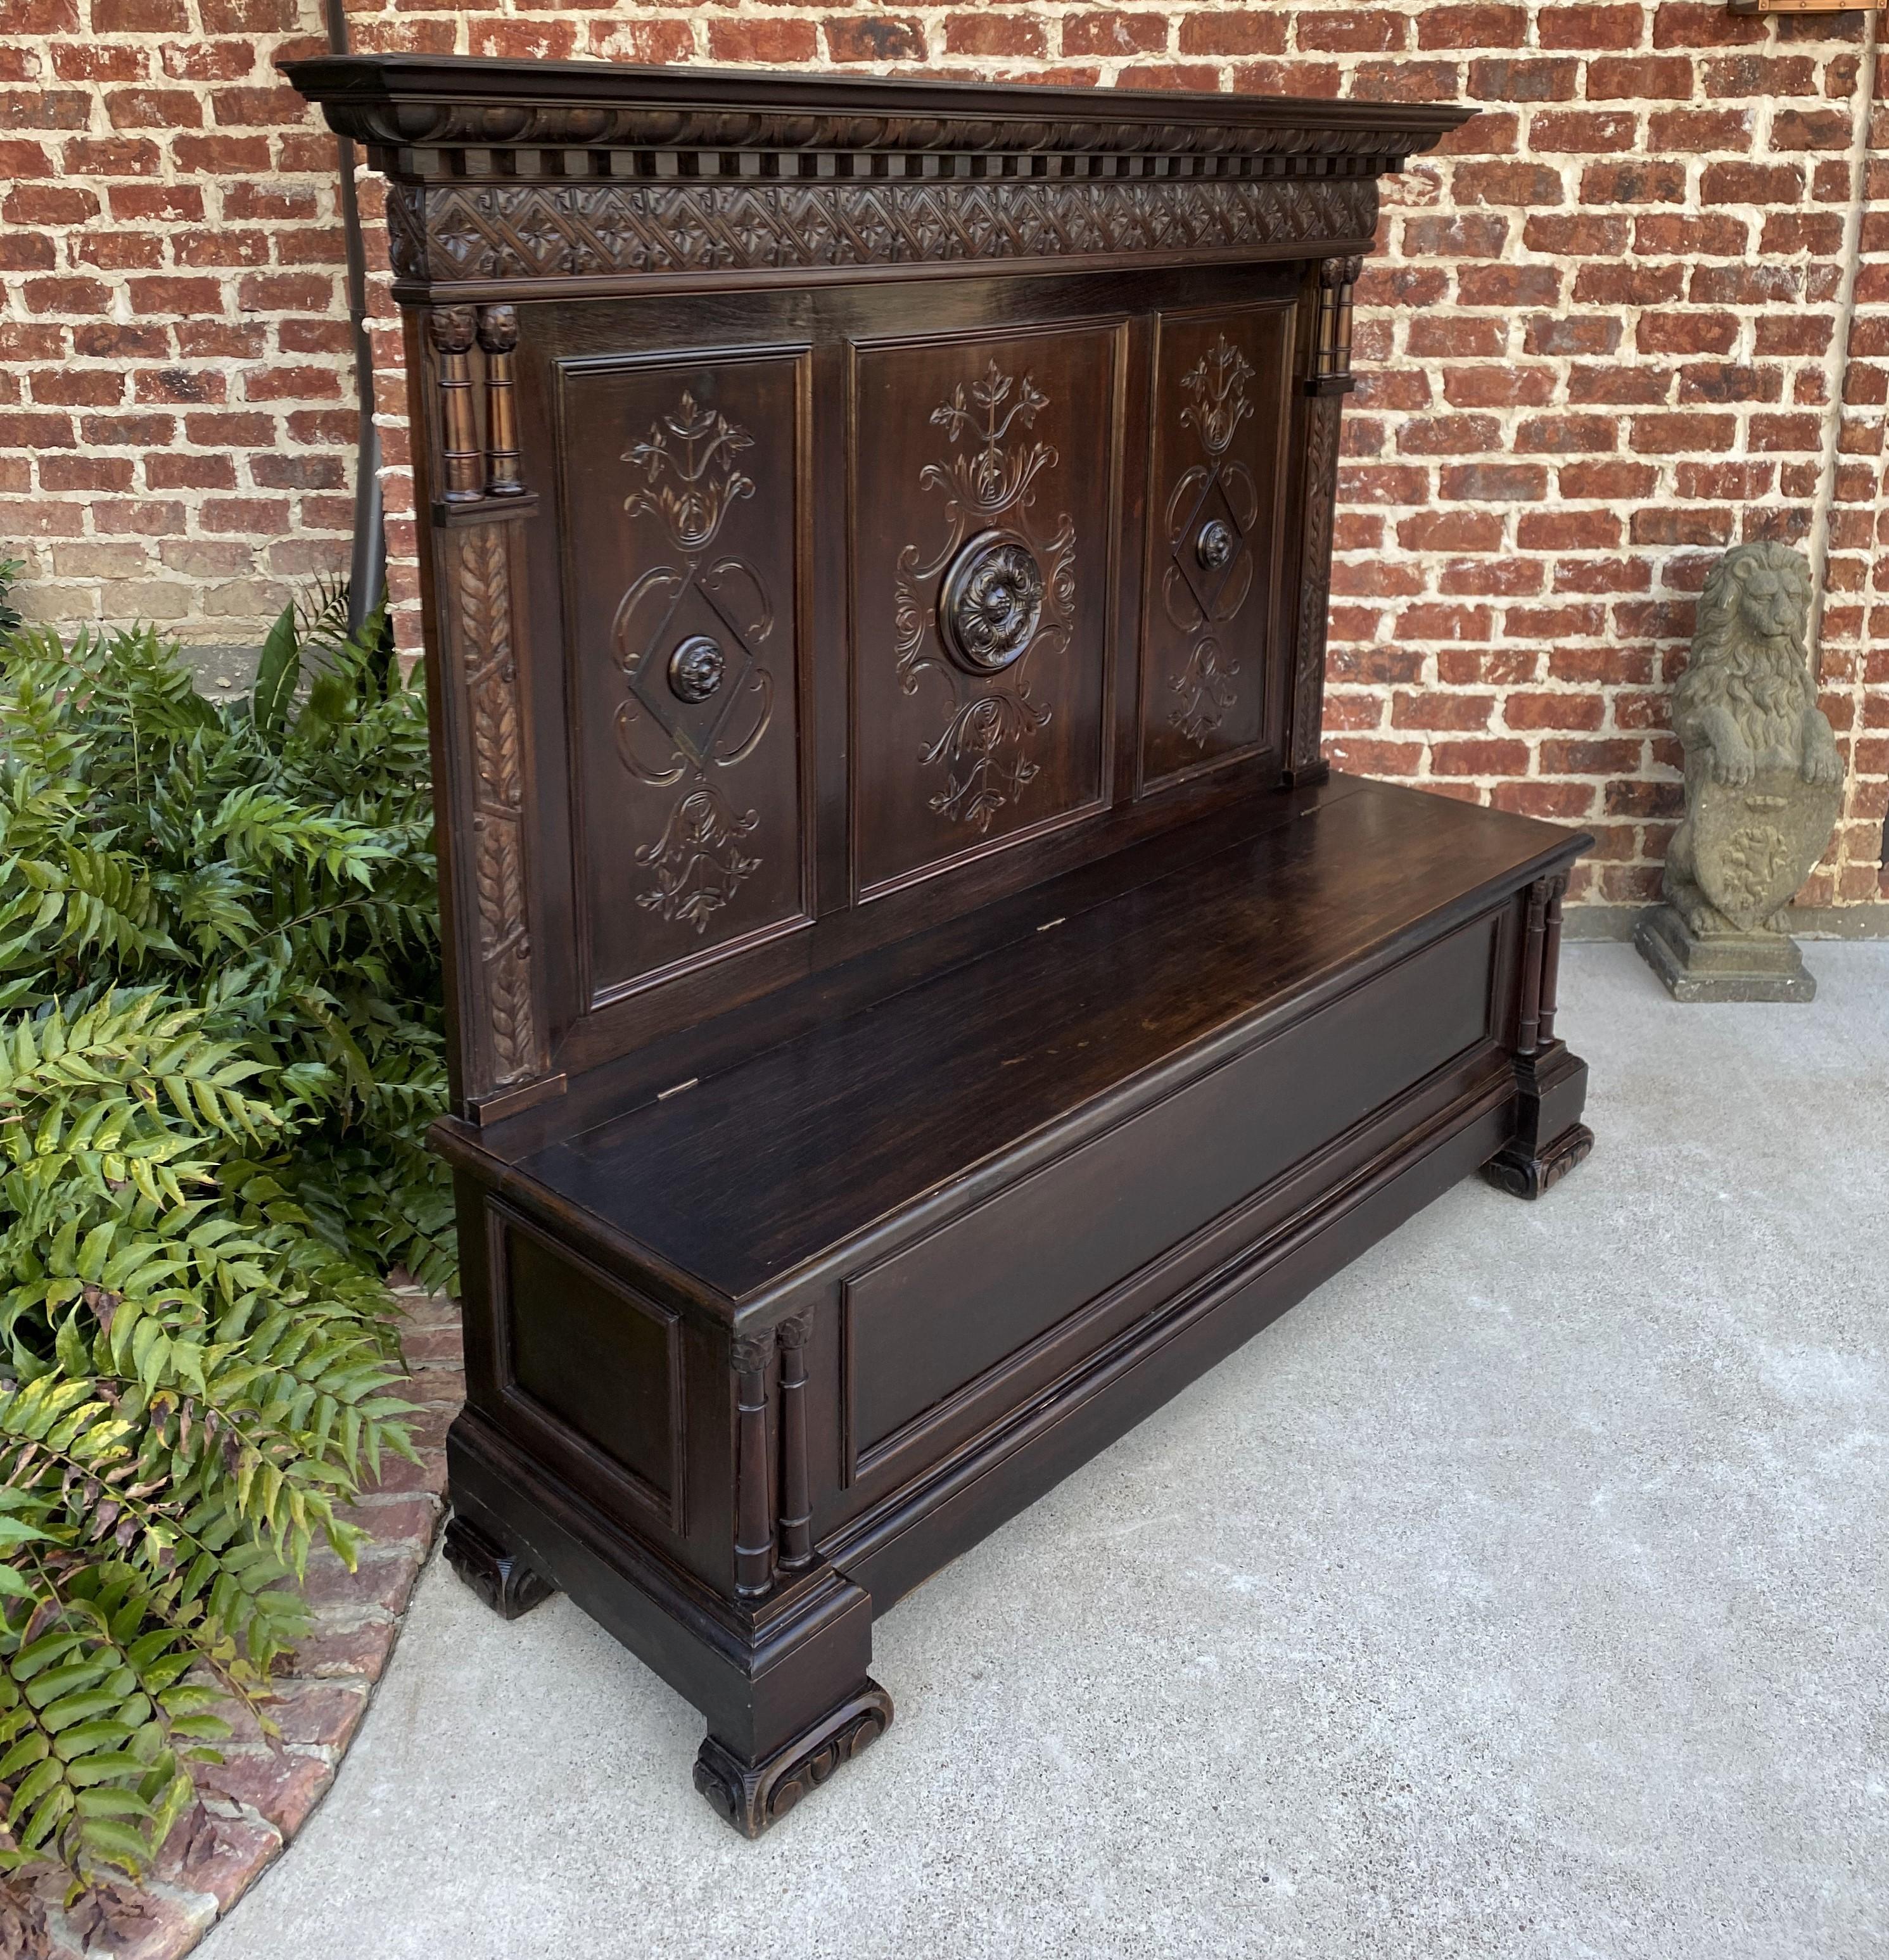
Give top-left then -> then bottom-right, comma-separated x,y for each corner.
843,912 -> 1500,1478
497,1210 -> 684,1527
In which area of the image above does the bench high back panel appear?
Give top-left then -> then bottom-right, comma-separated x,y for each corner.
292,55 -> 1593,1838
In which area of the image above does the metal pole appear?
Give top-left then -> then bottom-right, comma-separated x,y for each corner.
323,0 -> 386,640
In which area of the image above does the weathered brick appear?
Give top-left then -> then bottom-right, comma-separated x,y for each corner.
1579,159 -> 1688,203
1593,53 -> 1700,99
40,454 -> 134,491
1430,738 -> 1534,775
3,182 -> 97,224
105,84 -> 201,127
1515,414 -> 1620,454
1700,160 -> 1804,203
1420,4 -> 1527,48
1441,364 -> 1556,407
1523,213 -> 1631,256
1523,315 -> 1622,358
1537,4 -> 1644,48
1439,556 -> 1543,596
0,0 -> 1879,926
1439,462 -> 1550,501
947,13 -> 1050,57
29,368 -> 124,407
1649,108 -> 1753,153
1466,56 -> 1576,101
1561,460 -> 1662,500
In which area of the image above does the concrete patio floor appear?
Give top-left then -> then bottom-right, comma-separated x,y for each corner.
201,942 -> 1888,1960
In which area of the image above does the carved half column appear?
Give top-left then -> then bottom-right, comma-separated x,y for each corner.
1516,875 -> 1553,1057
1484,870 -> 1594,1200
1287,254 -> 1362,786
775,1314 -> 814,1575
478,304 -> 525,498
731,1314 -> 817,1594
428,303 -> 552,1121
731,1328 -> 777,1600
430,306 -> 483,504
1538,876 -> 1565,1048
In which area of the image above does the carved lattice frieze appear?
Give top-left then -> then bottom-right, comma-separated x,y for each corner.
390,174 -> 1380,285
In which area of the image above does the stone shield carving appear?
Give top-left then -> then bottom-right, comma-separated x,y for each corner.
1689,769 -> 1843,934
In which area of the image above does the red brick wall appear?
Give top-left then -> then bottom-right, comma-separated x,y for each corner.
3,3 -> 1885,909
1,0 -> 357,637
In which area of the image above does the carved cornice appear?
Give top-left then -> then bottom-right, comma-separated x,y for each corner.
387,172 -> 1381,288
286,54 -> 1473,182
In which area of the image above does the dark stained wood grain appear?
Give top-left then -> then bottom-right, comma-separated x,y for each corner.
1140,303 -> 1293,789
557,350 -> 811,1000
293,54 -> 1574,1841
519,776 -> 1572,1301
849,323 -> 1119,896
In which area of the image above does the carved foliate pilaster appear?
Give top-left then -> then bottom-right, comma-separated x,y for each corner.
430,303 -> 547,1116
1287,255 -> 1363,784
1289,389 -> 1343,781
455,524 -> 538,1093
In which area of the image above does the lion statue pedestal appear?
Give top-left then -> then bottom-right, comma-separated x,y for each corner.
1634,540 -> 1844,1003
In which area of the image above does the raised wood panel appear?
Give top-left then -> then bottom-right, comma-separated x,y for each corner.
1140,303 -> 1293,791
841,909 -> 1499,1472
495,1207 -> 684,1527
557,349 -> 811,1006
849,324 -> 1121,899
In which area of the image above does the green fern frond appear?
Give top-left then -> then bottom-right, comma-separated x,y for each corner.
0,592 -> 448,1897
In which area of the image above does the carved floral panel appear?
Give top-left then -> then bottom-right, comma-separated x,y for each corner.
559,353 -> 808,1002
1140,307 -> 1292,791
850,328 -> 1116,897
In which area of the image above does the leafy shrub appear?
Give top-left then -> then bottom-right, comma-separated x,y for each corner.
0,595 -> 447,1898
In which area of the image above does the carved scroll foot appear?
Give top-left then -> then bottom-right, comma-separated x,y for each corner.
1483,1036 -> 1591,1201
693,1680 -> 893,1838
1482,1121 -> 1595,1200
442,1513 -> 557,1620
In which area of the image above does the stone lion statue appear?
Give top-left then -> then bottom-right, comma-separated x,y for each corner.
1662,540 -> 1843,936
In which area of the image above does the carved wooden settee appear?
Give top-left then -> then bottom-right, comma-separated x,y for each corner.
289,54 -> 1594,1836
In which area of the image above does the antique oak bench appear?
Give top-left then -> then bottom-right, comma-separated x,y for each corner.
291,55 -> 1594,1836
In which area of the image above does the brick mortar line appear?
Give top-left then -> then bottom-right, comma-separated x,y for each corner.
1807,8 -> 1879,659
9,4 -> 1881,903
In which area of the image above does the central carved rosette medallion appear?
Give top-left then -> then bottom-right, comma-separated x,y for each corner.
893,361 -> 1077,834
940,531 -> 1045,674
